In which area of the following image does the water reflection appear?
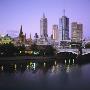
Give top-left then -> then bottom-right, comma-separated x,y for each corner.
1,65 -> 3,71
0,59 -> 77,74
0,59 -> 90,90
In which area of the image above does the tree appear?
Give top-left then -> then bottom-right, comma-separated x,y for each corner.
17,44 -> 26,55
30,43 -> 38,51
0,43 -> 19,56
45,45 -> 56,56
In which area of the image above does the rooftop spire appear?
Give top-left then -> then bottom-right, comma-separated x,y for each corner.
63,9 -> 65,16
43,13 -> 45,18
19,25 -> 23,35
20,25 -> 22,33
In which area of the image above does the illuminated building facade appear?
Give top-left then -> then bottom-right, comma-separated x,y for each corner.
52,25 -> 59,41
40,13 -> 48,39
0,34 -> 12,44
59,11 -> 69,41
71,22 -> 83,42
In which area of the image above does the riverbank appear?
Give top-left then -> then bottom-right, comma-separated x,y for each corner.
0,56 -> 57,63
0,54 -> 90,64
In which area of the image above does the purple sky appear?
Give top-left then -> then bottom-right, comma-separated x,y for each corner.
0,0 -> 90,39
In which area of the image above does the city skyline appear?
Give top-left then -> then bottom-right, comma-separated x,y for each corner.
0,0 -> 90,39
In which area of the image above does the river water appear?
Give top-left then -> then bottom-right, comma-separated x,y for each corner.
0,60 -> 90,90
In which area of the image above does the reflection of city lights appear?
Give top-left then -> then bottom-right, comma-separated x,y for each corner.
44,62 -> 46,67
29,62 -> 36,70
73,59 -> 74,64
56,65 -> 59,68
51,64 -> 61,73
33,63 -> 36,70
66,65 -> 70,73
1,65 -> 3,71
27,65 -> 29,69
54,61 -> 57,65
14,64 -> 17,69
29,62 -> 32,66
65,60 -> 66,64
52,66 -> 55,73
69,59 -> 70,64
20,51 -> 22,53
56,65 -> 60,72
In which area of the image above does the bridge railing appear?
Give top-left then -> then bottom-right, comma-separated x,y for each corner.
82,49 -> 90,55
57,49 -> 79,54
57,48 -> 90,55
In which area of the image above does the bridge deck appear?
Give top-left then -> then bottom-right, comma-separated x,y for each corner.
57,48 -> 90,55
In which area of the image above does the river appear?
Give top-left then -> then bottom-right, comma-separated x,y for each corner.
0,60 -> 90,90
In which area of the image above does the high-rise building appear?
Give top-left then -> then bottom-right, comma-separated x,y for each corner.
52,25 -> 59,40
71,22 -> 83,42
59,10 -> 69,40
29,33 -> 32,45
40,13 -> 48,39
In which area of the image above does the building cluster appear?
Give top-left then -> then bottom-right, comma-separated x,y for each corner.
0,11 -> 83,49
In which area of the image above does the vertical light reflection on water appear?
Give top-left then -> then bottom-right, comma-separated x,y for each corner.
69,59 -> 70,64
0,59 -> 77,74
1,65 -> 3,71
51,63 -> 62,74
44,62 -> 46,67
65,59 -> 67,64
66,65 -> 71,73
51,65 -> 55,73
14,64 -> 17,71
33,63 -> 36,70
28,62 -> 37,71
54,61 -> 57,66
26,65 -> 29,70
50,59 -> 77,75
73,59 -> 75,64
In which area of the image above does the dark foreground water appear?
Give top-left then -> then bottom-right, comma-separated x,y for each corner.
0,60 -> 90,90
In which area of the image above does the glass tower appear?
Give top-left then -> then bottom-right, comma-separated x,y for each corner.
40,13 -> 48,39
59,11 -> 69,41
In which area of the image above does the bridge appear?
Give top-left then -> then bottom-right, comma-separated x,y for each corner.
82,49 -> 90,55
57,48 -> 90,55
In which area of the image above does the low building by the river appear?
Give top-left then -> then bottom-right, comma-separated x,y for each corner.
0,34 -> 13,44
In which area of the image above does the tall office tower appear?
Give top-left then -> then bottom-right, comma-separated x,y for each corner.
29,33 -> 32,46
52,25 -> 59,40
71,22 -> 83,42
40,13 -> 48,39
59,10 -> 69,40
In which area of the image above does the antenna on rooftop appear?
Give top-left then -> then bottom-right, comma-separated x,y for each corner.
63,9 -> 65,16
43,13 -> 45,18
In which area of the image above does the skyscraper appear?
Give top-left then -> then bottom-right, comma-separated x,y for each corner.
71,22 -> 83,42
52,25 -> 59,40
40,13 -> 48,39
59,10 -> 69,41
